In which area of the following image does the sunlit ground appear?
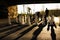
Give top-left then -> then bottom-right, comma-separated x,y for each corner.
54,17 -> 60,25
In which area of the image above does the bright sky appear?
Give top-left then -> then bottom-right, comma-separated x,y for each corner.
17,3 -> 60,14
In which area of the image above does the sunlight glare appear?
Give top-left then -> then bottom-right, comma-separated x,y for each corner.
17,3 -> 60,14
54,17 -> 59,23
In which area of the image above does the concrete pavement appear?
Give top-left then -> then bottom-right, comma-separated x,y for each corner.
0,23 -> 60,40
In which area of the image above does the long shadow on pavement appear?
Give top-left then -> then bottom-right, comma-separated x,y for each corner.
0,24 -> 28,39
31,21 -> 47,40
0,23 -> 16,28
47,23 -> 57,40
0,24 -> 20,32
14,24 -> 37,40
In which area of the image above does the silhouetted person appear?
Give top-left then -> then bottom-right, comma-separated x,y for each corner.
31,16 -> 47,40
47,15 -> 56,30
47,15 -> 57,40
51,27 -> 56,40
45,8 -> 49,17
47,25 -> 56,40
